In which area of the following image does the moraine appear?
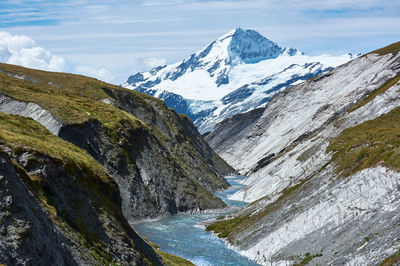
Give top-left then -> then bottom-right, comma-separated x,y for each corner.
133,176 -> 259,266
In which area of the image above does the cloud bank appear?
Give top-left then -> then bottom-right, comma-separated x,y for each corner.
1,0 -> 399,83
0,32 -> 65,72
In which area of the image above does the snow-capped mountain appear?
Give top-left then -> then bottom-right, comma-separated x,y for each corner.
123,28 -> 356,133
205,42 -> 400,265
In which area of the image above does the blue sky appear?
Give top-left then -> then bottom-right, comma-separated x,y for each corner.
0,0 -> 399,83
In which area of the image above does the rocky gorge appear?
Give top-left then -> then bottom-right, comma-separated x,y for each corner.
0,62 -> 234,265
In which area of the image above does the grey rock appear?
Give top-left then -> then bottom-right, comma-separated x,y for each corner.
0,94 -> 63,135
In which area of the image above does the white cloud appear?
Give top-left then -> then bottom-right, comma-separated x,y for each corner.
75,65 -> 115,83
0,31 -> 65,72
142,57 -> 166,69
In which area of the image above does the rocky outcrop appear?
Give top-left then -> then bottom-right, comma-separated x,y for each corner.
0,151 -> 78,265
58,117 -> 227,221
0,94 -> 62,134
123,28 -> 353,133
206,42 -> 400,264
0,63 -> 233,223
205,107 -> 264,157
207,49 -> 400,178
0,113 -> 162,265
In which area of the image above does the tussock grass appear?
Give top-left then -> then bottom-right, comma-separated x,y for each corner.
0,112 -> 128,264
348,74 -> 400,113
0,112 -> 111,183
148,242 -> 194,266
381,249 -> 400,266
328,106 -> 400,177
369,41 -> 400,56
206,178 -> 310,241
0,63 -> 148,134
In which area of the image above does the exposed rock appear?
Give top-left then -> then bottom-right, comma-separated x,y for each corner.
0,63 -> 233,223
123,28 -> 354,133
206,43 -> 400,264
0,94 -> 62,135
0,146 -> 161,265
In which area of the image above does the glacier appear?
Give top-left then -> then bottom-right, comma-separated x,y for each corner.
123,28 -> 355,133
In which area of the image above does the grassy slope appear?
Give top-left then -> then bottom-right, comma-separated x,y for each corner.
0,111 -> 111,183
207,41 -> 400,249
328,106 -> 400,177
0,64 -> 213,264
368,41 -> 400,56
0,63 -> 231,190
0,112 -> 147,264
0,63 -> 147,132
149,243 -> 194,266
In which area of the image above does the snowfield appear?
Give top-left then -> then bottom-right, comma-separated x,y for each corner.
123,28 -> 355,133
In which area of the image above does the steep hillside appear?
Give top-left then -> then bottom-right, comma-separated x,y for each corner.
123,28 -> 354,133
206,42 -> 400,264
0,63 -> 234,224
0,112 -> 162,265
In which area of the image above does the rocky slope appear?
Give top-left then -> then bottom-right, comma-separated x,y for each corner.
0,63 -> 234,222
123,28 -> 355,133
206,42 -> 400,264
0,112 -> 162,265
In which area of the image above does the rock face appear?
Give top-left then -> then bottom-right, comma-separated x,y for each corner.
0,63 -> 233,223
206,42 -> 400,264
123,28 -> 355,133
0,93 -> 63,134
0,62 -> 233,264
0,114 -> 161,265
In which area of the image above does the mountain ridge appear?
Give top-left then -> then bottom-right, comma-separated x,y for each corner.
0,61 -> 234,264
205,41 -> 400,265
123,28 -> 355,133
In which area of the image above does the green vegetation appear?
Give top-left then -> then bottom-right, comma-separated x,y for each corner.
0,62 -> 230,193
369,41 -> 400,56
381,249 -> 400,266
294,252 -> 323,265
0,63 -> 152,147
206,178 -> 310,240
0,62 -> 226,265
148,242 -> 194,266
328,106 -> 400,177
0,112 -> 126,263
348,74 -> 400,113
206,215 -> 250,238
0,112 -> 111,184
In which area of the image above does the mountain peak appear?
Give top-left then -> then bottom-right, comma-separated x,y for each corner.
199,28 -> 296,65
217,27 -> 246,40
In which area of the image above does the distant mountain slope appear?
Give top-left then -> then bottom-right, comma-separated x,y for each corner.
205,42 -> 400,265
0,62 -> 234,224
123,28 -> 355,132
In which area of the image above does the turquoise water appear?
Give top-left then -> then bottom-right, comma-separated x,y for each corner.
133,176 -> 259,265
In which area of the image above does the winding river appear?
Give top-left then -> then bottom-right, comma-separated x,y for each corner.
133,176 -> 259,265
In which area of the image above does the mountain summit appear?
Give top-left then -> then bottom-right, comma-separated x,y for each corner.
123,28 -> 354,133
126,28 -> 301,92
210,27 -> 298,64
184,27 -> 300,86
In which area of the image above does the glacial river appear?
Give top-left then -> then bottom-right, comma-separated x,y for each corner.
133,176 -> 259,265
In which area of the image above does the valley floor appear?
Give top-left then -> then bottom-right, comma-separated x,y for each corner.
133,176 -> 259,266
